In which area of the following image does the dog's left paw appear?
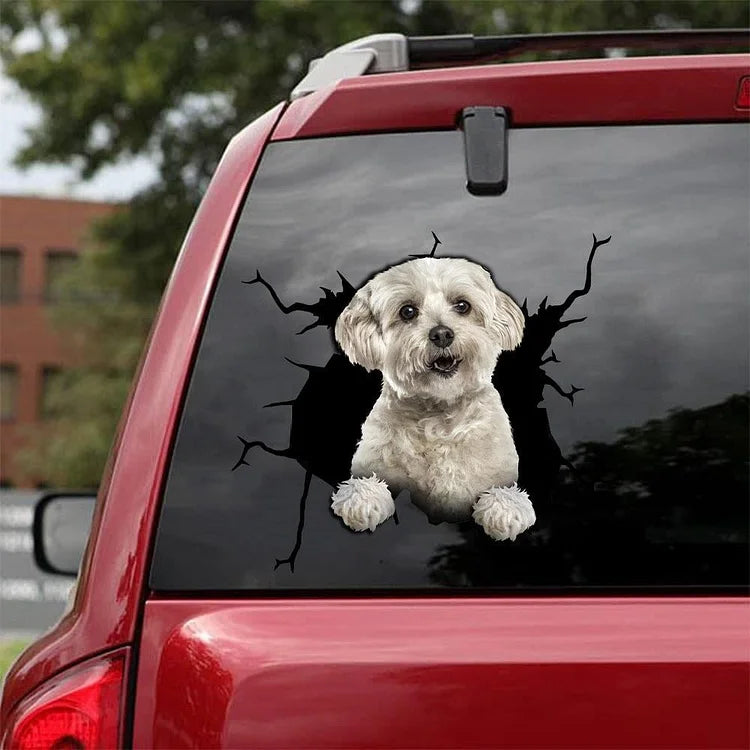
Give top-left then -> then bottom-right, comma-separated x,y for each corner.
472,484 -> 535,541
331,475 -> 395,532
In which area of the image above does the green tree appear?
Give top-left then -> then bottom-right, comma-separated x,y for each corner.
428,393 -> 749,587
1,0 -> 746,486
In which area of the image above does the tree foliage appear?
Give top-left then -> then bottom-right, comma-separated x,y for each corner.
2,0 -> 747,486
428,392 -> 749,587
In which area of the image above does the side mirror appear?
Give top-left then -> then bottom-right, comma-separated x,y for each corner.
33,493 -> 97,576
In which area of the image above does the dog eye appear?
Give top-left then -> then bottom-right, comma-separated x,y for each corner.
399,304 -> 418,321
454,300 -> 471,314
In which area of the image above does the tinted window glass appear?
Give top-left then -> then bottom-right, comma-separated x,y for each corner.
44,250 -> 78,303
40,366 -> 63,420
151,125 -> 749,591
0,249 -> 21,304
1,364 -> 19,421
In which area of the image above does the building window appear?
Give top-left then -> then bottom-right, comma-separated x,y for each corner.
44,249 -> 78,302
1,248 -> 22,304
40,366 -> 63,419
1,364 -> 19,421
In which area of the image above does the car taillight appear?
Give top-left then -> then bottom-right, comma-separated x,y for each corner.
2,650 -> 127,750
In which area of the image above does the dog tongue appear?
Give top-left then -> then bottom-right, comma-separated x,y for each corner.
433,356 -> 455,371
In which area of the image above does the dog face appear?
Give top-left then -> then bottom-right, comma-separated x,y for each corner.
335,257 -> 524,400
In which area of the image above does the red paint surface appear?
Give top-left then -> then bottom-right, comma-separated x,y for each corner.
0,102 -> 286,722
132,598 -> 750,749
273,55 -> 750,140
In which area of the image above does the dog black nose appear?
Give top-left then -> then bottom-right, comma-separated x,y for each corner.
429,325 -> 454,348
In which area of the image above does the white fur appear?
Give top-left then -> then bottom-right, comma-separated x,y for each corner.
332,257 -> 535,541
472,484 -> 536,541
331,475 -> 395,531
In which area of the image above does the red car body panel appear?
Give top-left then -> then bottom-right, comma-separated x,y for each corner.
273,55 -> 750,140
2,52 -> 750,747
132,598 -> 750,749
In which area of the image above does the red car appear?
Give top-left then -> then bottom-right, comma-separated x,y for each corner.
2,30 -> 749,749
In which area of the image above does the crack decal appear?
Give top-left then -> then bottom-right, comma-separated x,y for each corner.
233,233 -> 610,571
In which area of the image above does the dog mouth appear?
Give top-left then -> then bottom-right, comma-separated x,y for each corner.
427,354 -> 462,377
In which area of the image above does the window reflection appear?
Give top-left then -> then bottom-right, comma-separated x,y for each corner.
152,125 -> 749,591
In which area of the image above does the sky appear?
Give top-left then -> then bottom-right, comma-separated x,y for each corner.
0,70 -> 156,202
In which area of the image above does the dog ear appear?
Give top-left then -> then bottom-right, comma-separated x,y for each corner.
490,288 -> 525,351
335,285 -> 385,371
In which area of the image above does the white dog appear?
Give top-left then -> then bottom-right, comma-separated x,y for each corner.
330,256 -> 536,541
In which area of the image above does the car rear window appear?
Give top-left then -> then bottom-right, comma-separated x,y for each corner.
150,123 -> 749,592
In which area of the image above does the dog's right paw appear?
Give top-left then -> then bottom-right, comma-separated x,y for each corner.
472,483 -> 535,541
331,475 -> 395,532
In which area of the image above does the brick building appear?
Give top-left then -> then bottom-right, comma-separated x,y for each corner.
0,195 -> 115,487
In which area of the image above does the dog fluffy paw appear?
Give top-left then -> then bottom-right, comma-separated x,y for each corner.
472,484 -> 535,541
331,475 -> 395,532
